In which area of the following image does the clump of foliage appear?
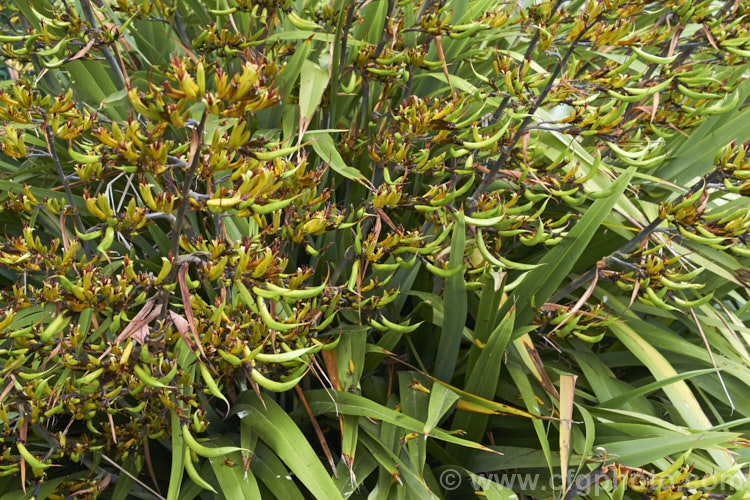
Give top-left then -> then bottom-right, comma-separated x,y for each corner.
1,0 -> 749,498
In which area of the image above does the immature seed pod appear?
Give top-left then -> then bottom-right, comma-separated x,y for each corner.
378,316 -> 423,333
133,364 -> 169,389
287,11 -> 322,30
256,297 -> 305,331
199,363 -> 230,413
251,366 -> 307,392
184,448 -> 217,493
672,290 -> 714,308
631,46 -> 678,65
182,424 -> 246,458
16,442 -> 49,469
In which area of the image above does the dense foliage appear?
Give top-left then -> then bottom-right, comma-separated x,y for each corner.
1,0 -> 749,498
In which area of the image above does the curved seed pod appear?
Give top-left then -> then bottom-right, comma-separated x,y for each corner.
676,84 -> 722,100
69,148 -> 101,163
125,401 -> 146,413
585,179 -> 621,199
208,6 -> 237,14
372,262 -> 400,272
677,225 -> 725,245
183,448 -> 217,493
44,402 -> 65,417
572,331 -> 605,343
37,37 -> 71,57
609,142 -> 649,160
366,67 -> 400,77
287,11 -> 322,30
0,35 -> 26,42
254,345 -> 317,363
667,267 -> 705,281
252,286 -> 282,299
199,363 -> 230,413
313,335 -> 341,351
251,366 -> 307,392
207,196 -> 241,208
549,186 -> 579,197
16,442 -> 49,469
672,290 -> 714,308
605,52 -> 638,77
694,223 -> 727,241
253,145 -> 301,161
519,219 -> 547,246
644,286 -> 678,311
378,316 -> 423,333
504,271 -> 531,291
616,153 -> 667,169
607,89 -> 653,103
729,245 -> 750,257
76,367 -> 105,386
369,318 -> 388,331
631,46 -> 678,65
74,227 -> 102,241
346,260 -> 360,291
246,198 -> 294,214
659,276 -> 704,290
182,424 -> 246,458
623,77 -> 674,96
312,308 -> 338,331
256,297 -> 305,331
725,46 -> 750,58
279,362 -> 309,382
424,261 -> 463,278
17,369 -> 51,381
699,91 -> 742,115
265,281 -> 328,299
475,230 -> 506,269
340,72 -> 360,93
462,121 -> 510,149
133,364 -> 170,389
464,214 -> 505,227
217,349 -> 243,366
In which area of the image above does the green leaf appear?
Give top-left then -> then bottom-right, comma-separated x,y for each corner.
598,368 -> 721,409
452,308 -> 516,446
336,325 -> 369,394
209,446 -> 262,499
435,210 -> 467,382
304,389 -> 496,452
167,410 -> 186,500
307,133 -> 365,180
250,442 -> 305,500
424,382 -> 459,435
232,393 -> 344,500
299,59 -> 330,134
595,432 -> 738,466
